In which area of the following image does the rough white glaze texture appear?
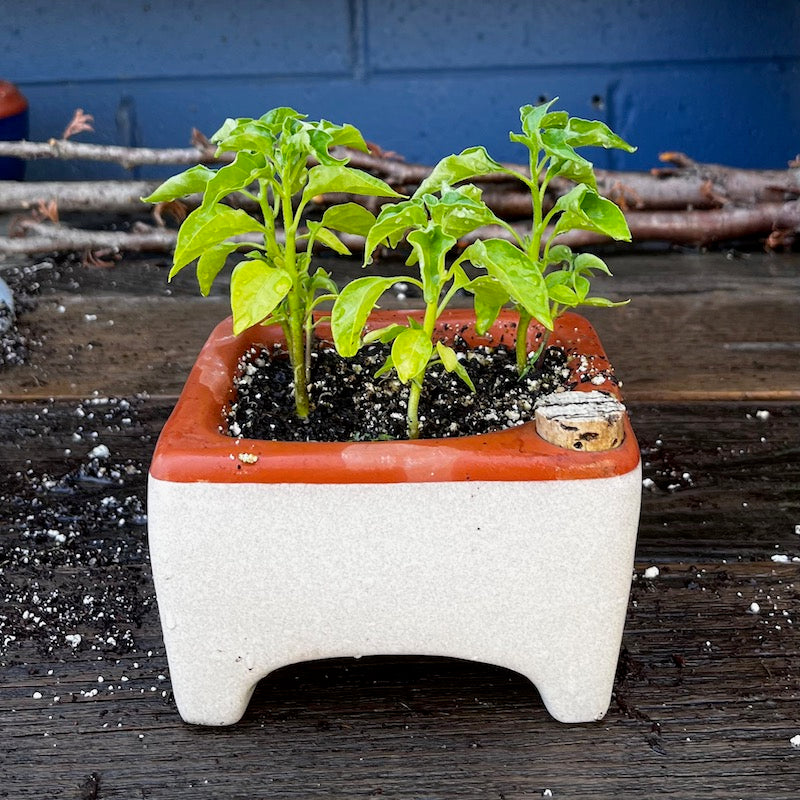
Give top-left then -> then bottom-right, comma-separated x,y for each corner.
148,464 -> 642,725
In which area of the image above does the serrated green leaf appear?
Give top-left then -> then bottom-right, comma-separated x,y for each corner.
406,227 -> 457,303
565,117 -> 636,152
464,275 -> 509,334
552,184 -> 632,242
171,205 -> 266,276
435,342 -> 475,391
142,164 -> 215,203
331,276 -> 399,357
306,221 -> 351,255
364,200 -> 428,264
319,203 -> 376,237
461,239 -> 552,329
230,261 -> 292,335
414,147 -> 507,198
392,327 -> 433,383
302,165 -> 402,206
196,242 -> 240,296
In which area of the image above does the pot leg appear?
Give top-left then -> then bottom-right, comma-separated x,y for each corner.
167,662 -> 260,726
516,641 -> 620,724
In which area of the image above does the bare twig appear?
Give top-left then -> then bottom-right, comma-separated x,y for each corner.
0,139 -> 225,169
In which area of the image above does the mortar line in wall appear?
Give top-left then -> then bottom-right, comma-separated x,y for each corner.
367,54 -> 800,79
349,0 -> 368,81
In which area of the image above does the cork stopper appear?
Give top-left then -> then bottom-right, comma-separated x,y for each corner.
534,390 -> 626,452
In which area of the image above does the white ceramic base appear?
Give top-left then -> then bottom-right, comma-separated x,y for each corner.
148,463 -> 641,725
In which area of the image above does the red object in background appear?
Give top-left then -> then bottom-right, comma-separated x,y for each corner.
0,80 -> 29,180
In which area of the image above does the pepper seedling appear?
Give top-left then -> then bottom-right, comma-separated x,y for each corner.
331,184 -> 512,439
415,99 -> 636,373
143,107 -> 402,419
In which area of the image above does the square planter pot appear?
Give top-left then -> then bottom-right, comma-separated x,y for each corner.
148,309 -> 641,725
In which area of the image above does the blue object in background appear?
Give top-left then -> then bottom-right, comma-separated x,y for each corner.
0,1 -> 798,180
0,80 -> 28,180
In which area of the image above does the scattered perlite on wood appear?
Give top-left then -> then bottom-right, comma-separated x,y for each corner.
534,390 -> 626,452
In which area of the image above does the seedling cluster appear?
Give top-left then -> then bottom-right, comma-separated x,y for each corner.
146,100 -> 635,439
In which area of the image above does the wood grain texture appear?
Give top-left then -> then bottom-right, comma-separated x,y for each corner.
2,251 -> 800,798
1,252 -> 799,401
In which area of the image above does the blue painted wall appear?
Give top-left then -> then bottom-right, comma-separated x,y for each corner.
1,0 -> 798,180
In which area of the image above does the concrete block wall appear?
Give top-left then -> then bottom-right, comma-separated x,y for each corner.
1,0 -> 798,179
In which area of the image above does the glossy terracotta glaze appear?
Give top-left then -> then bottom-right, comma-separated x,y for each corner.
149,310 -> 639,484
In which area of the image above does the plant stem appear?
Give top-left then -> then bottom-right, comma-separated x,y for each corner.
406,301 -> 439,440
516,308 -> 532,373
281,187 -> 310,419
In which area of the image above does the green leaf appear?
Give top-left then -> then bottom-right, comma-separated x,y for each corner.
565,118 -> 636,152
171,204 -> 266,276
308,267 -> 338,297
196,242 -> 240,296
362,323 -> 406,345
201,151 -> 267,207
573,273 -> 590,301
406,227 -> 458,303
436,342 -> 475,391
545,244 -> 573,267
211,118 -> 275,154
142,165 -> 215,203
581,296 -> 630,308
319,203 -> 376,237
573,252 -> 612,276
547,283 -> 580,306
364,200 -> 428,264
429,187 -> 505,238
258,107 -> 305,132
519,99 -> 559,139
552,184 -> 632,242
302,165 -> 402,206
230,261 -> 292,335
373,354 -> 395,379
305,221 -> 351,255
413,147 -> 507,198
322,121 -> 369,153
331,276 -> 399,357
461,239 -> 552,329
541,129 -> 597,189
392,327 -> 433,383
464,275 -> 510,334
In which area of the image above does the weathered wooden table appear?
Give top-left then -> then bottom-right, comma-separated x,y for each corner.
1,251 -> 798,799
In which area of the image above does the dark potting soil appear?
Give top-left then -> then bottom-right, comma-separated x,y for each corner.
228,341 -> 576,442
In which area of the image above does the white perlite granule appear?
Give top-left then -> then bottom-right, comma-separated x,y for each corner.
748,602 -> 760,614
790,734 -> 800,749
643,566 -> 660,579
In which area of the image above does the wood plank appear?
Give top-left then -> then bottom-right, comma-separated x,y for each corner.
2,399 -> 799,797
1,252 -> 799,401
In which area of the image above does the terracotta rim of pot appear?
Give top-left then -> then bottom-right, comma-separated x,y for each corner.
150,309 -> 640,484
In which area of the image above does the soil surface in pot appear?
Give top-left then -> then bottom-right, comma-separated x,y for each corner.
228,341 -> 581,441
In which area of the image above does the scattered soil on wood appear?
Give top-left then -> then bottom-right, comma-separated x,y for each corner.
0,261 -> 49,368
228,341 -> 576,441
